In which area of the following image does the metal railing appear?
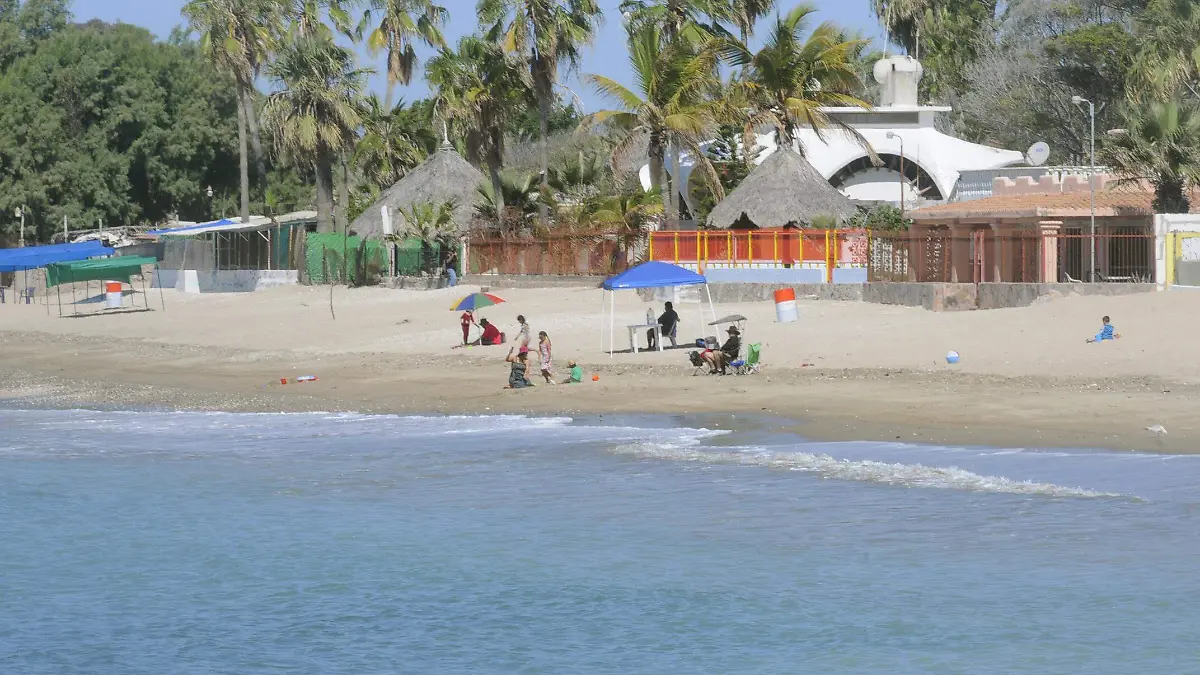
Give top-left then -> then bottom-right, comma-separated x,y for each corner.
647,228 -> 1155,284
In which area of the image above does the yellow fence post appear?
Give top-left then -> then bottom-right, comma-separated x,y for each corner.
673,232 -> 679,263
825,230 -> 833,283
1166,231 -> 1176,288
772,231 -> 778,264
648,232 -> 655,261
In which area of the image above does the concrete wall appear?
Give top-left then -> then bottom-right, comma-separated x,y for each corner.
154,269 -> 298,293
463,274 -> 604,289
1156,214 -> 1200,288
639,281 -> 1154,310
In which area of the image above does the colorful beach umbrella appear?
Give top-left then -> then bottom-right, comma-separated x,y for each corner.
450,292 -> 505,312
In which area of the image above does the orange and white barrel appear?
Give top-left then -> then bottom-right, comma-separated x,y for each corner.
105,281 -> 122,309
774,288 -> 798,323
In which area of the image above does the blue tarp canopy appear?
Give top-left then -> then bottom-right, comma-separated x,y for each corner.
0,241 -> 113,272
602,261 -> 706,290
145,218 -> 237,237
600,261 -> 715,357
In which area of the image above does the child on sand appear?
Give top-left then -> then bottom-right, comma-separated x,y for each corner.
1086,315 -> 1121,343
561,361 -> 583,384
537,331 -> 554,384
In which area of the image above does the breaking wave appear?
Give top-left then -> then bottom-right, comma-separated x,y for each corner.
609,442 -> 1133,500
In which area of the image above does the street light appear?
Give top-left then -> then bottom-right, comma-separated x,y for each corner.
14,206 -> 23,248
886,131 -> 905,214
1072,95 -> 1096,279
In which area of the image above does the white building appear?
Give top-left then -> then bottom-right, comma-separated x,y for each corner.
641,56 -> 1025,213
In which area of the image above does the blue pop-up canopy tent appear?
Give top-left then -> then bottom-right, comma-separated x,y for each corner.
600,261 -> 716,356
0,241 -> 113,272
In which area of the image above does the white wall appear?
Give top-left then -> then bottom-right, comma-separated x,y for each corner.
1154,215 -> 1200,289
153,269 -> 298,293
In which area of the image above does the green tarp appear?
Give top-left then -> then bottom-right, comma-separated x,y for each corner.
46,256 -> 158,287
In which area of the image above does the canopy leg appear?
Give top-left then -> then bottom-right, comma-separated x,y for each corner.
155,265 -> 166,312
609,290 -> 615,358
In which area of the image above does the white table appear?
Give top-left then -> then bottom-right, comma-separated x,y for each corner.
627,323 -> 662,354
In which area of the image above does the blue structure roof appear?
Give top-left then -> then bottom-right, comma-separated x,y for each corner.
145,218 -> 237,237
0,241 -> 113,272
602,261 -> 706,290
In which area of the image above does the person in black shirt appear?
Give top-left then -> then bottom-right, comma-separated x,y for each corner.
702,326 -> 740,374
647,301 -> 679,350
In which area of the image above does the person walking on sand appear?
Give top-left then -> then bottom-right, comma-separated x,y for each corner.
460,309 -> 475,345
1086,315 -> 1122,343
505,346 -> 534,389
516,315 -> 531,350
537,331 -> 554,384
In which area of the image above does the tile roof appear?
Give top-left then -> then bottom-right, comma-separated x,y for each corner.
910,185 -> 1199,220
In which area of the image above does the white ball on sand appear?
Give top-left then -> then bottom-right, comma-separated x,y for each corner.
946,351 -> 960,364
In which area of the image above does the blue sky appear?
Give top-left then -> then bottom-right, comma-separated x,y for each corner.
71,0 -> 882,110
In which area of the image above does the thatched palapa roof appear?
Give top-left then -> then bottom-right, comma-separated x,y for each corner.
706,149 -> 859,228
350,144 -> 485,237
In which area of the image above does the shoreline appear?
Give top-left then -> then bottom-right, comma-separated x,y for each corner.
2,330 -> 1193,453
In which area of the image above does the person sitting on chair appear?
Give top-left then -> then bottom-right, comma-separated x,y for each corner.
702,326 -> 740,375
647,301 -> 679,350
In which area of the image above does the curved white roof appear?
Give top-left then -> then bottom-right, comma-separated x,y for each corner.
640,110 -> 1024,206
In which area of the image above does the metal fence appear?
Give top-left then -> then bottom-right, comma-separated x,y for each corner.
467,232 -> 630,276
867,230 -> 1155,284
647,228 -> 1155,284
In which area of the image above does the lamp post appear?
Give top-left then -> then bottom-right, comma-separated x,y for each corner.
886,132 -> 905,214
15,206 -> 24,247
1072,95 -> 1096,279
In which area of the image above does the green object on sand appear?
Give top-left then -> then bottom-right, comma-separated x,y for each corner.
569,365 -> 583,383
46,256 -> 159,287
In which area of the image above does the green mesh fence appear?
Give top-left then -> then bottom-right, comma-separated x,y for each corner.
305,233 -> 389,285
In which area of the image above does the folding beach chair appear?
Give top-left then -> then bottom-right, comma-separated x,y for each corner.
731,343 -> 761,375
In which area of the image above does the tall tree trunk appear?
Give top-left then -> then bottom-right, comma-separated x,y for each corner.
242,88 -> 267,187
337,153 -> 350,234
648,132 -> 664,195
236,90 -> 251,225
315,156 -> 334,233
535,59 -> 552,227
538,90 -> 551,225
669,142 -> 681,225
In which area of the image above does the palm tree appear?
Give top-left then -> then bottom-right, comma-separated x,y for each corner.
355,94 -> 427,191
583,23 -> 724,220
618,0 -> 730,42
427,36 -> 531,228
262,37 -> 370,233
1129,0 -> 1200,101
720,5 -> 873,153
182,0 -> 278,224
728,0 -> 775,42
395,201 -> 457,273
282,0 -> 359,39
365,0 -> 448,107
1103,99 -> 1200,213
479,0 -> 603,222
474,172 -> 544,226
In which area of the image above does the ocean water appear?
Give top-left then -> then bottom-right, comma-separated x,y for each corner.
2,409 -> 1200,674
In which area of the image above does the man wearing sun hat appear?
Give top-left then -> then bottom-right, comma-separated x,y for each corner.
702,326 -> 741,375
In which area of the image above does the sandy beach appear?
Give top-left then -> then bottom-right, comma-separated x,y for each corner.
2,281 -> 1198,452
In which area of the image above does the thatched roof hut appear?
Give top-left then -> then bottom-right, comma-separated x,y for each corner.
350,144 -> 485,237
706,149 -> 859,228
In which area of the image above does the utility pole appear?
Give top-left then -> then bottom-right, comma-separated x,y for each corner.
886,132 -> 906,214
1072,95 -> 1096,279
15,206 -> 24,247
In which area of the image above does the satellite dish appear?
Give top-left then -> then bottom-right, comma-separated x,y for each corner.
1026,141 -> 1051,166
